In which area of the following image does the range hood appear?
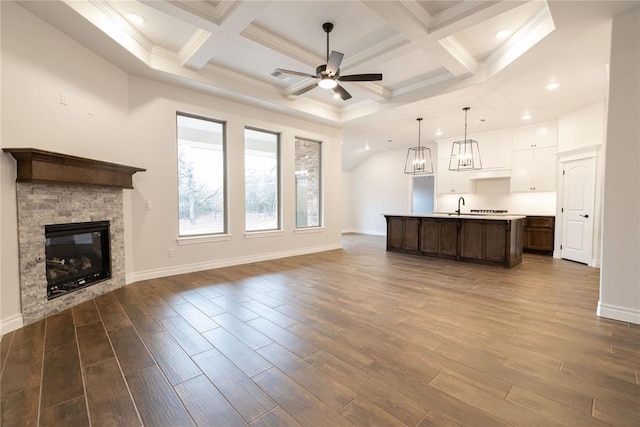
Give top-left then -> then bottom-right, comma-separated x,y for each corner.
467,169 -> 511,180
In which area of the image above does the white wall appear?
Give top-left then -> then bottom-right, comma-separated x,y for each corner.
0,2 -> 343,332
351,148 -> 412,235
126,76 -> 343,282
1,2 -> 130,333
341,171 -> 354,232
599,7 -> 640,325
556,100 -> 607,266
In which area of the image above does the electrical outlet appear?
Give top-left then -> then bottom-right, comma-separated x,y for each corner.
88,103 -> 94,115
60,91 -> 67,106
168,249 -> 175,258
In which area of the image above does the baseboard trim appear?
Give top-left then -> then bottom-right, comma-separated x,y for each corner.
126,243 -> 343,284
589,258 -> 601,268
597,302 -> 640,325
353,229 -> 385,236
1,313 -> 24,336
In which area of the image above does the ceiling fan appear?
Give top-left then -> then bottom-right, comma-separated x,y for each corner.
274,22 -> 383,101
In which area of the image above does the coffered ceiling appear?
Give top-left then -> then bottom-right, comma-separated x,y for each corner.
17,1 -> 640,170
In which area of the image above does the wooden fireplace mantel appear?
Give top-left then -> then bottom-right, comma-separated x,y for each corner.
3,148 -> 146,189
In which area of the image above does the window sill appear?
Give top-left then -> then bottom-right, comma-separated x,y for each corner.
177,234 -> 232,245
294,227 -> 325,234
244,230 -> 285,239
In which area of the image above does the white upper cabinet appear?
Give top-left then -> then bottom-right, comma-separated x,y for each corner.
510,122 -> 558,192
510,147 -> 557,192
476,136 -> 511,170
436,158 -> 472,194
512,122 -> 558,150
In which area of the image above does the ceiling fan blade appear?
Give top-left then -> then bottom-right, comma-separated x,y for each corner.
292,82 -> 318,96
326,51 -> 344,76
339,73 -> 383,82
333,84 -> 352,100
274,68 -> 317,79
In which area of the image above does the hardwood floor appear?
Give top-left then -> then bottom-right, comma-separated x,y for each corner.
1,234 -> 639,426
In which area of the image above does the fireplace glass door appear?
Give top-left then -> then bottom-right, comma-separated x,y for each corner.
45,221 -> 111,299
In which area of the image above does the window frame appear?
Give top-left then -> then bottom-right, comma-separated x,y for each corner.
175,111 -> 228,238
294,137 -> 323,229
243,126 -> 282,233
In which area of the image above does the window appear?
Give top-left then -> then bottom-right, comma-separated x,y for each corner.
294,138 -> 322,228
245,128 -> 280,231
177,113 -> 226,236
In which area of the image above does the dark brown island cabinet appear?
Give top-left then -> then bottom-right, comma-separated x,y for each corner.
523,216 -> 555,255
384,214 -> 524,268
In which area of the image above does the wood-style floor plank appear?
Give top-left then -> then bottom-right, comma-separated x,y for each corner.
253,367 -> 352,427
257,343 -> 357,411
214,312 -> 273,350
38,395 -> 89,427
107,325 -> 156,375
3,234 -> 640,426
94,292 -> 131,331
142,331 -> 201,386
40,341 -> 84,410
44,309 -> 75,350
174,375 -> 247,426
192,348 -> 277,423
71,300 -> 101,327
160,315 -> 213,356
250,407 -> 301,427
202,327 -> 272,377
126,365 -> 194,427
83,358 -> 140,426
76,321 -> 114,367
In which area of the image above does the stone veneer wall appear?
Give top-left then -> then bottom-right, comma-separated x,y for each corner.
16,183 -> 125,324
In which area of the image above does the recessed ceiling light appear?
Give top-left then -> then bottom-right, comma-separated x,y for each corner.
495,29 -> 512,40
435,130 -> 443,136
128,13 -> 145,25
546,82 -> 560,90
522,113 -> 532,120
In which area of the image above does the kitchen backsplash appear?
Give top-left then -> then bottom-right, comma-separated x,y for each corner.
436,178 -> 556,215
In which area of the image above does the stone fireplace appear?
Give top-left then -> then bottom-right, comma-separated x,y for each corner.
4,148 -> 144,324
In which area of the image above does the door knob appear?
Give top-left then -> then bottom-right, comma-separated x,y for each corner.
580,214 -> 589,218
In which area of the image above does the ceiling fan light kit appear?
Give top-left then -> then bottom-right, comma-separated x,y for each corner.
404,118 -> 434,175
274,22 -> 382,101
449,107 -> 483,172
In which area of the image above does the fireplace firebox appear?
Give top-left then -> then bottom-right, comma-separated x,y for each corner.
45,221 -> 111,300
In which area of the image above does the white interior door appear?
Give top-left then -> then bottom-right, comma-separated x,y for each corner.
561,157 -> 596,264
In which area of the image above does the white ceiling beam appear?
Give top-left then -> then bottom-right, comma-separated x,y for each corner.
142,1 -> 272,71
179,29 -> 216,69
426,36 -> 479,76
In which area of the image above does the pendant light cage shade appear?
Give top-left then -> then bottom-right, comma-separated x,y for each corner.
404,117 -> 433,175
404,146 -> 434,175
449,139 -> 482,171
449,107 -> 482,171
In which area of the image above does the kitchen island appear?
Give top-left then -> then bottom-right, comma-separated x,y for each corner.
384,213 -> 525,268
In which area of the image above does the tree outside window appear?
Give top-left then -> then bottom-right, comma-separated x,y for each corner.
177,113 -> 226,236
245,128 -> 280,231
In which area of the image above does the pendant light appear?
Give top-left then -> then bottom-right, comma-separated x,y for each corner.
449,107 -> 482,171
404,118 -> 434,175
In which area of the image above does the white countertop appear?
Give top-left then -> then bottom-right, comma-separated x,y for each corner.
383,213 -> 527,221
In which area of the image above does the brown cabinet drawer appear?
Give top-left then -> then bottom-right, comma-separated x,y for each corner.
525,216 -> 554,228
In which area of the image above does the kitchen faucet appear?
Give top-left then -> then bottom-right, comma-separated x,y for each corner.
456,196 -> 465,215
